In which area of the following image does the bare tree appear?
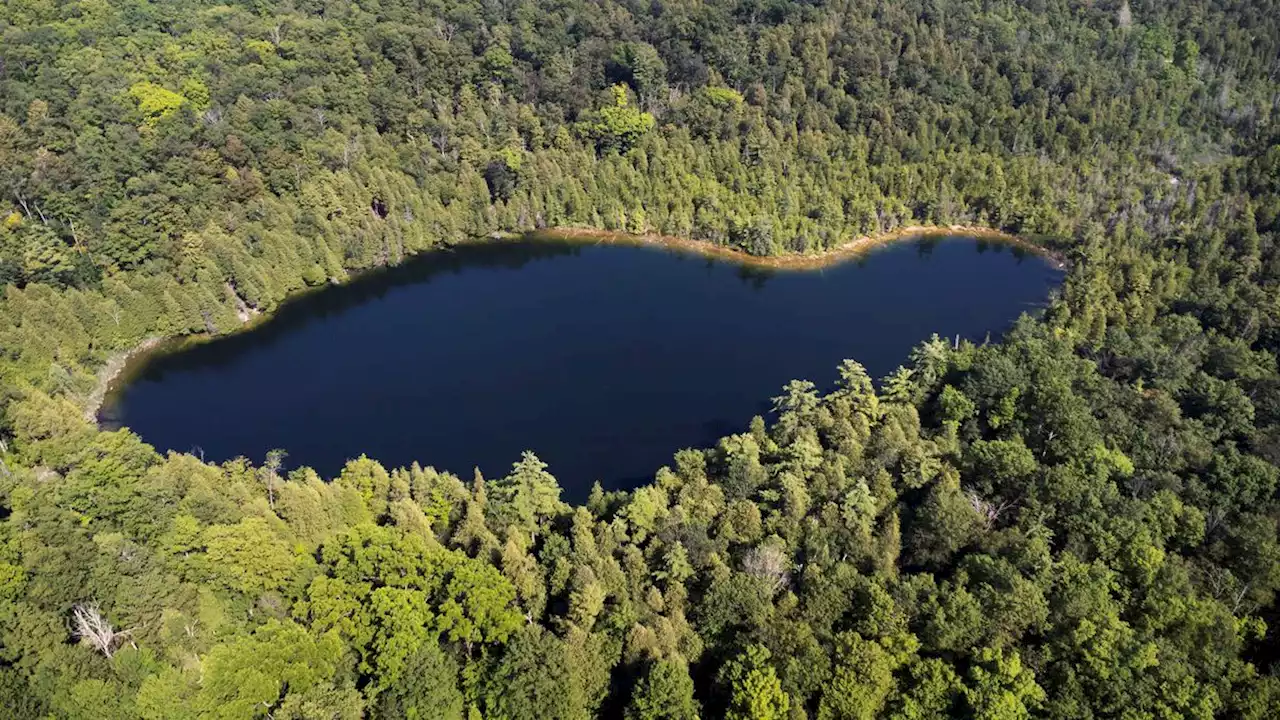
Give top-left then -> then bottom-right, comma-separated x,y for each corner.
433,20 -> 456,42
1118,1 -> 1133,29
262,449 -> 287,509
1200,564 -> 1255,614
743,543 -> 791,594
429,128 -> 452,158
1205,505 -> 1228,535
342,135 -> 361,169
71,603 -> 131,658
966,489 -> 1015,531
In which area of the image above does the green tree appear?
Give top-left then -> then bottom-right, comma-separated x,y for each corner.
582,85 -> 655,154
493,451 -> 566,539
483,626 -> 588,720
375,641 -> 464,720
201,517 -> 297,596
127,82 -> 187,126
436,559 -> 522,650
818,632 -> 904,720
887,658 -> 963,720
907,468 -> 980,567
626,659 -> 701,720
962,648 -> 1045,720
195,621 -> 348,720
719,644 -> 790,720
609,43 -> 667,106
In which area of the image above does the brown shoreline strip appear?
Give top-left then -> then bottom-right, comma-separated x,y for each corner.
518,225 -> 1064,271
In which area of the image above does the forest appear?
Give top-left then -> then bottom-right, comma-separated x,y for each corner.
2,0 -> 1280,717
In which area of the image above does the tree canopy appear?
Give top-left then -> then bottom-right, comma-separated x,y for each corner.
1,0 -> 1280,717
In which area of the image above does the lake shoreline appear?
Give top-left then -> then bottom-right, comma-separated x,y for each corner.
83,336 -> 167,422
519,224 -> 1066,271
88,223 -> 1061,425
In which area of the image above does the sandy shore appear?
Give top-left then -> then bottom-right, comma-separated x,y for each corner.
524,224 -> 1065,271
83,336 -> 166,422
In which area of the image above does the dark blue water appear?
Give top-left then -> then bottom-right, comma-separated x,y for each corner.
102,235 -> 1061,499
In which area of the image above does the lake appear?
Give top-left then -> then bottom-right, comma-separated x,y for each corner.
101,234 -> 1062,500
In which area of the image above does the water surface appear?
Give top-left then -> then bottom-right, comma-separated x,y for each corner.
103,235 -> 1061,499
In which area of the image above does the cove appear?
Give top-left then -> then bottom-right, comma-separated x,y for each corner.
101,234 -> 1062,501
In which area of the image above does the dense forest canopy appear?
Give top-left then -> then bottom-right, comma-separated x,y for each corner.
2,0 -> 1280,717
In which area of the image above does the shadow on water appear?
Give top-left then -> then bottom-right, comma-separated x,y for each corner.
124,238 -> 581,381
735,263 -> 777,290
971,237 -> 1036,262
128,236 -> 794,387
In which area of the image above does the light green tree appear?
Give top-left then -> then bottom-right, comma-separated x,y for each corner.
719,644 -> 790,720
201,517 -> 297,595
493,451 -> 566,539
194,621 -> 348,719
583,84 -> 656,153
127,81 -> 186,126
818,632 -> 917,720
962,648 -> 1045,720
436,559 -> 522,650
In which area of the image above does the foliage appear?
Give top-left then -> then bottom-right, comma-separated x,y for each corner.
0,0 -> 1279,717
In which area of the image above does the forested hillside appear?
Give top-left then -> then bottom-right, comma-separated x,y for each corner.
2,0 -> 1280,717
